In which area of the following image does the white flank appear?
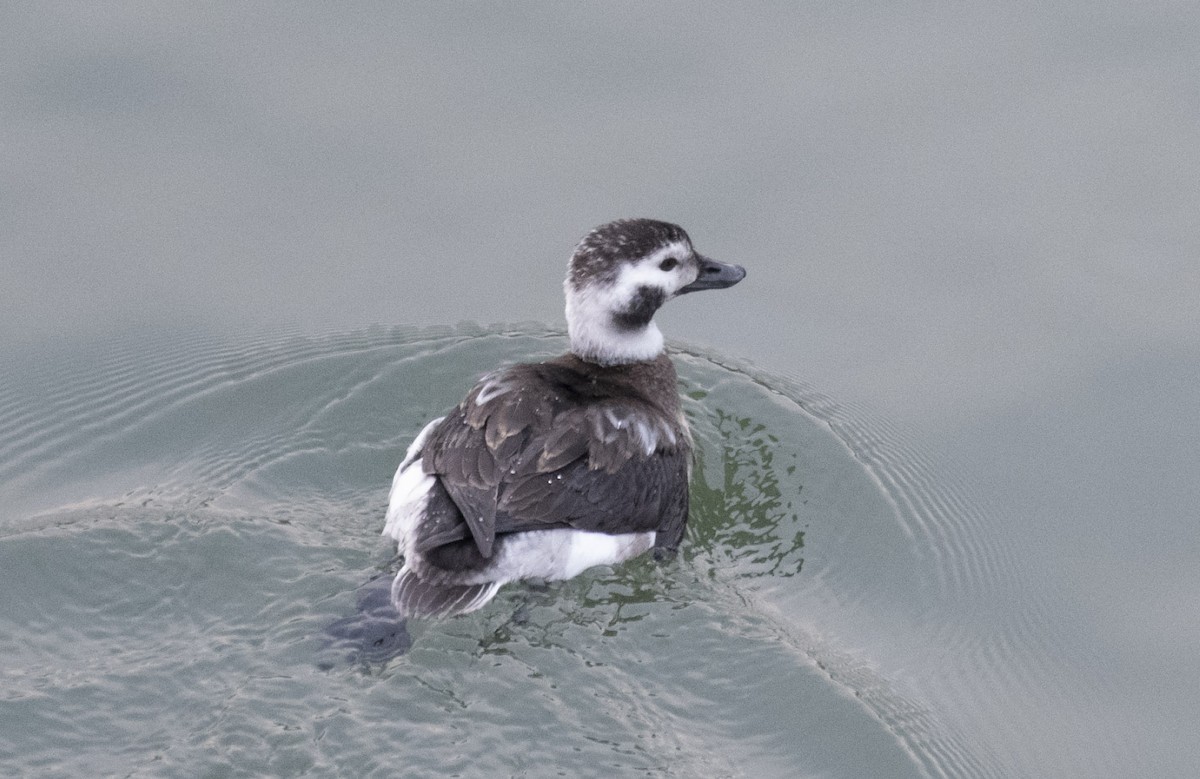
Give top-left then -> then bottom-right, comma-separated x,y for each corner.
382,417 -> 442,550
561,530 -> 656,579
467,528 -> 656,583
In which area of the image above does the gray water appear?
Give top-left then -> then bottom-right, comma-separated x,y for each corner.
0,328 -> 1001,777
3,4 -> 1199,777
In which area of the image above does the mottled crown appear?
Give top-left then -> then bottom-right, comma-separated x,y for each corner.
567,219 -> 692,290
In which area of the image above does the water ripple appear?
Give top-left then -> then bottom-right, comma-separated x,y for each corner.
0,325 -> 1072,777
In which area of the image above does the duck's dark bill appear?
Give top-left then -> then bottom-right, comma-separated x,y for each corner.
677,256 -> 747,294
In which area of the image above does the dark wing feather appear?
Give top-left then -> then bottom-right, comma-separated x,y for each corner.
409,479 -> 472,554
497,448 -> 689,537
535,423 -> 590,472
421,362 -> 690,561
423,405 -> 499,556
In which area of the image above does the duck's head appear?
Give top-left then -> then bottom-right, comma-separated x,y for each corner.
564,219 -> 746,365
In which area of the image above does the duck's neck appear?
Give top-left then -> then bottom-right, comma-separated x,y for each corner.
565,296 -> 663,366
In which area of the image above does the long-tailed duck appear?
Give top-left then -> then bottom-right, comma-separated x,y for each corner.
383,219 -> 745,617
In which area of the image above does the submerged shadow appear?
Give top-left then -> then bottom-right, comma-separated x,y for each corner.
317,577 -> 411,670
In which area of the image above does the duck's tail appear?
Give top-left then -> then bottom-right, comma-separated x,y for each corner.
390,566 -> 502,618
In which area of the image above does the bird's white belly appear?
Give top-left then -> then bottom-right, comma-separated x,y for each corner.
489,528 -> 657,582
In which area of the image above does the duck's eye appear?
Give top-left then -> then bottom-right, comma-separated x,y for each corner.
658,257 -> 678,272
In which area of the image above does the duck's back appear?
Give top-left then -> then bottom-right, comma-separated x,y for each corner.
402,353 -> 692,577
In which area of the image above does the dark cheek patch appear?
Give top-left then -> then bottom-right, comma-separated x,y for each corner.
612,285 -> 666,331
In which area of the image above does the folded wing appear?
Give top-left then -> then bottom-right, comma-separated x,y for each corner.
420,362 -> 690,562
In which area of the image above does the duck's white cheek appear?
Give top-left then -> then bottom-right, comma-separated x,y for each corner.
676,271 -> 699,294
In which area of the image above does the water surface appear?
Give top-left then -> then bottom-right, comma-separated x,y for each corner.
4,3 -> 1198,774
0,327 -> 1045,777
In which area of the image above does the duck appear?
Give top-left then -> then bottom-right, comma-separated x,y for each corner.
382,218 -> 746,618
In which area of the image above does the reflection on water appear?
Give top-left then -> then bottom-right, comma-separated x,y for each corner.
0,326 -> 1062,777
691,403 -> 806,580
